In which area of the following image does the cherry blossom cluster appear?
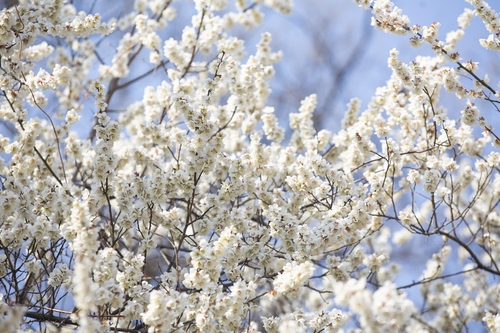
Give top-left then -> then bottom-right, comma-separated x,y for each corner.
1,0 -> 500,332
465,0 -> 500,50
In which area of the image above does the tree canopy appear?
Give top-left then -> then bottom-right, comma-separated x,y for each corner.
1,0 -> 500,332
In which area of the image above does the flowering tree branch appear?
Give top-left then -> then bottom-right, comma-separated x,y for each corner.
1,0 -> 500,332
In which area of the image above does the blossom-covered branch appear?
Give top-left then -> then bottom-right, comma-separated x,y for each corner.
1,0 -> 500,332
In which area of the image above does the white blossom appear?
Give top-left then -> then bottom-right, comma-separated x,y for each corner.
273,261 -> 314,296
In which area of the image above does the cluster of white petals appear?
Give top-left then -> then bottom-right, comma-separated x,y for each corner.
466,0 -> 500,50
370,0 -> 411,35
273,261 -> 314,296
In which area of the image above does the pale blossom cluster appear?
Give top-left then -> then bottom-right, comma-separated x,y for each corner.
272,261 -> 314,296
334,279 -> 414,332
367,0 -> 411,35
262,308 -> 348,333
465,0 -> 500,50
484,312 -> 500,333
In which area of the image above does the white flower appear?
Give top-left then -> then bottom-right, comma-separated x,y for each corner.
483,311 -> 500,333
273,261 -> 314,296
372,282 -> 415,326
436,185 -> 451,198
407,169 -> 422,184
265,0 -> 293,15
461,102 -> 479,125
422,169 -> 441,193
